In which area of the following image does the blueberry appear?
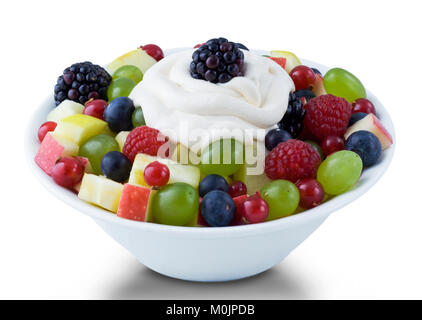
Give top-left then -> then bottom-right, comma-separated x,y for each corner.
348,112 -> 367,127
294,89 -> 316,102
265,128 -> 292,151
345,130 -> 382,167
199,174 -> 229,197
311,68 -> 322,76
103,96 -> 135,133
201,190 -> 235,227
101,151 -> 132,182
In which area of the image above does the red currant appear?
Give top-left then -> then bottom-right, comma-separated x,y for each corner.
240,193 -> 269,224
52,157 -> 85,188
296,179 -> 324,209
141,44 -> 164,61
84,99 -> 108,120
144,161 -> 170,187
38,121 -> 57,142
321,136 -> 345,156
289,65 -> 316,90
352,98 -> 376,115
229,181 -> 247,198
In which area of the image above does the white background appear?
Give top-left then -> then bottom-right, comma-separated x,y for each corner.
1,0 -> 421,299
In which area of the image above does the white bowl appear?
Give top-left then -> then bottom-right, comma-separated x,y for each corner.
25,49 -> 395,282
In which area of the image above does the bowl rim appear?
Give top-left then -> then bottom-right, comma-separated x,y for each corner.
25,48 -> 396,239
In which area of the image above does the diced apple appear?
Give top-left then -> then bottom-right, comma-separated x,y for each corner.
107,48 -> 157,76
129,153 -> 200,188
344,113 -> 393,150
35,132 -> 79,175
115,131 -> 130,151
78,174 -> 123,213
117,184 -> 156,222
54,114 -> 108,145
312,74 -> 327,96
47,100 -> 85,122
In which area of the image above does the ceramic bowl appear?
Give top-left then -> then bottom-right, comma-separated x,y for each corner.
25,49 -> 395,281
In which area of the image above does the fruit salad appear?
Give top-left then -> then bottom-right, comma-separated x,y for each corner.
35,38 -> 393,227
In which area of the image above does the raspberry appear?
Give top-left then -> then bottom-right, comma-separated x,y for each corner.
265,140 -> 321,182
122,126 -> 169,162
304,94 -> 352,140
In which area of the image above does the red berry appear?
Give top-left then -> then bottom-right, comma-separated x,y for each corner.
144,161 -> 170,187
352,98 -> 376,115
83,99 -> 108,120
289,65 -> 316,90
304,94 -> 352,140
38,121 -> 57,142
231,194 -> 248,225
321,136 -> 345,156
265,139 -> 321,182
194,43 -> 205,48
240,193 -> 269,224
141,44 -> 164,61
122,126 -> 169,162
296,179 -> 324,209
51,157 -> 85,188
229,181 -> 247,198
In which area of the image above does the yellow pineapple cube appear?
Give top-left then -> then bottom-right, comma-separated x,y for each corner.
78,174 -> 123,213
47,100 -> 84,122
129,153 -> 200,188
115,131 -> 130,151
54,114 -> 108,145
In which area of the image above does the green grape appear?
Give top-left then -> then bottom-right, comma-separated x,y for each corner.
317,150 -> 363,195
79,134 -> 119,174
132,107 -> 146,127
113,65 -> 143,84
152,183 -> 199,226
323,68 -> 366,103
260,180 -> 299,220
199,139 -> 244,176
305,140 -> 324,160
107,77 -> 136,101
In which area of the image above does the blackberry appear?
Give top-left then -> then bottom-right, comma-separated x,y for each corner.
54,61 -> 112,106
278,92 -> 306,137
190,37 -> 245,83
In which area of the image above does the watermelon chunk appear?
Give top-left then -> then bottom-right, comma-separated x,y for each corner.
35,132 -> 79,176
268,57 -> 287,69
117,184 -> 155,222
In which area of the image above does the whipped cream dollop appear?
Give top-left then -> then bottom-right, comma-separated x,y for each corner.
129,49 -> 294,145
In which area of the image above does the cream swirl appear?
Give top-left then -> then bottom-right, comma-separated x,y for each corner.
129,49 -> 294,144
